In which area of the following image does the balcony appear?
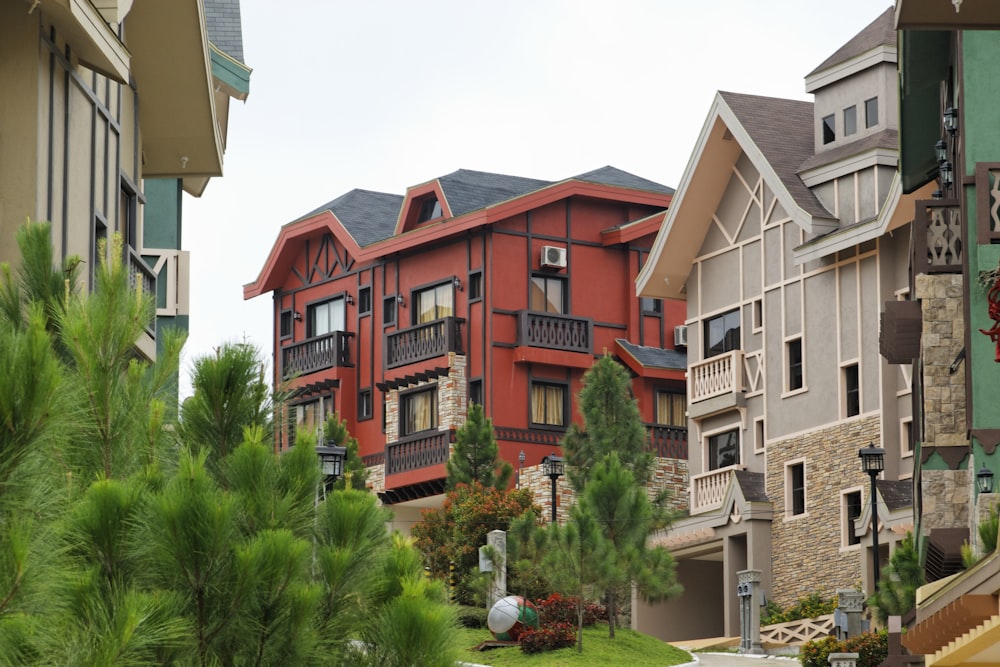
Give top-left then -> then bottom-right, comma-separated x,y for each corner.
385,429 -> 454,476
912,200 -> 961,276
385,317 -> 464,369
688,350 -> 745,419
646,424 -> 688,460
126,245 -> 157,342
690,465 -> 740,514
516,311 -> 592,354
281,331 -> 354,380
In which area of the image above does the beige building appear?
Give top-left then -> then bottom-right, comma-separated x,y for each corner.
0,0 -> 250,359
635,8 -> 935,641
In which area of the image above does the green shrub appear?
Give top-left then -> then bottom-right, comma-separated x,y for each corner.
800,631 -> 887,667
456,605 -> 488,629
762,592 -> 836,625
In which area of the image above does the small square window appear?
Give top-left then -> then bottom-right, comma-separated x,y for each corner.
843,490 -> 863,546
843,106 -> 857,136
844,364 -> 860,417
704,309 -> 740,358
401,386 -> 437,436
754,418 -> 765,452
531,382 -> 566,427
469,272 -> 483,301
359,388 -> 373,421
788,339 -> 803,391
655,391 -> 685,427
307,297 -> 346,338
822,114 -> 835,144
786,461 -> 806,516
752,299 -> 763,331
641,297 -> 662,314
280,310 -> 293,340
358,286 -> 372,315
864,97 -> 878,129
530,275 -> 566,314
902,419 -> 913,456
383,296 -> 397,326
707,429 -> 739,470
469,379 -> 483,406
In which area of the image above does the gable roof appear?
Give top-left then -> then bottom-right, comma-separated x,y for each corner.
808,6 -> 896,78
302,189 -> 403,248
436,169 -> 552,218
636,90 -> 836,300
204,0 -> 246,63
615,339 -> 686,371
572,166 -> 675,195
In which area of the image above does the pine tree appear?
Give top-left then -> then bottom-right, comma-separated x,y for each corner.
321,411 -> 369,491
446,403 -> 513,490
869,531 -> 922,623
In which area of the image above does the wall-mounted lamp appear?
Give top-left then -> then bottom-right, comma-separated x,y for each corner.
932,189 -> 944,200
345,294 -> 354,305
293,311 -> 302,321
940,161 -> 954,188
453,277 -> 463,291
180,155 -> 189,169
396,294 -> 406,307
934,140 -> 948,164
977,465 -> 995,494
944,106 -> 959,135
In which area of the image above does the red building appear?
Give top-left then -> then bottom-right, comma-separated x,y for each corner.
244,166 -> 688,523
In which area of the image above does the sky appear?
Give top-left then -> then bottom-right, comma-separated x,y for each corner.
180,0 -> 893,397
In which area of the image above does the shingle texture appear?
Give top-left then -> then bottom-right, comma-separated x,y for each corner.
734,470 -> 769,503
877,479 -> 913,512
204,0 -> 245,63
808,7 -> 896,77
615,339 -> 687,370
572,166 -> 675,195
437,170 -> 551,217
720,91 -> 833,220
798,129 -> 898,173
304,190 -> 403,247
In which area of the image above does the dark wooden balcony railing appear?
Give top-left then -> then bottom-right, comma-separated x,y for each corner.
126,245 -> 156,337
516,311 -> 593,354
646,424 -> 688,460
913,199 -> 962,276
281,331 -> 354,380
385,316 -> 464,369
385,429 -> 454,476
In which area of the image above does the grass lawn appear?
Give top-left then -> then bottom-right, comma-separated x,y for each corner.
455,625 -> 692,666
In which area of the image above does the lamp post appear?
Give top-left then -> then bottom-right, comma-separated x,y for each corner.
517,450 -> 525,489
542,454 -> 564,523
315,443 -> 347,497
858,444 -> 885,593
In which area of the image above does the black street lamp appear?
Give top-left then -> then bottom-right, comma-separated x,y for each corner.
859,444 -> 885,593
517,450 -> 525,489
542,454 -> 564,522
316,443 -> 347,496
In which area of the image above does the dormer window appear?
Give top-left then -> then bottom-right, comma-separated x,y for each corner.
865,97 -> 878,128
417,197 -> 442,223
843,106 -> 857,136
822,115 -> 835,144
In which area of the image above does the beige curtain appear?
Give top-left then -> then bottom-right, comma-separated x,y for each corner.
406,389 -> 435,433
656,392 -> 685,426
532,384 -> 563,425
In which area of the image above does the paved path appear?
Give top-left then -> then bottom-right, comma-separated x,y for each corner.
685,652 -> 799,666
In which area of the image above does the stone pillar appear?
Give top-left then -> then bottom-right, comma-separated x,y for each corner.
828,653 -> 859,667
976,491 -> 998,557
486,530 -> 506,609
737,569 -> 765,655
837,589 -> 866,639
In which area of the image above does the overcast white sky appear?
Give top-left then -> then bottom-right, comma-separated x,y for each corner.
180,0 -> 892,397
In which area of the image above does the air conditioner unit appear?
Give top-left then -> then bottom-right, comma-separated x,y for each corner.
541,245 -> 567,269
674,325 -> 689,347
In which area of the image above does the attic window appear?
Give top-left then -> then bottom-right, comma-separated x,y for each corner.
822,115 -> 835,145
417,197 -> 443,223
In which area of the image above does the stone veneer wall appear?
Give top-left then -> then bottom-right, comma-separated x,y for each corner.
519,456 -> 689,523
914,273 -> 970,541
766,415 -> 880,606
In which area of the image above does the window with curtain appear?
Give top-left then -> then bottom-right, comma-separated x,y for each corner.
655,391 -> 685,426
531,382 -> 566,427
414,282 -> 453,324
307,297 -> 345,338
401,387 -> 437,436
289,396 -> 335,447
530,275 -> 566,313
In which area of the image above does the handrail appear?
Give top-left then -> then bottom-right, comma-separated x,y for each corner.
516,310 -> 592,353
281,331 -> 354,379
385,316 -> 464,369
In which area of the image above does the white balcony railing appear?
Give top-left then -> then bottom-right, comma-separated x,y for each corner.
689,350 -> 745,403
689,465 -> 739,514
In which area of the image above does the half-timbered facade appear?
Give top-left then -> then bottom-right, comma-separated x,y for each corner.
635,8 -> 934,641
245,167 -> 689,529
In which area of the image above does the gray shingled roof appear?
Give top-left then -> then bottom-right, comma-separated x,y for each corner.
204,0 -> 246,63
876,479 -> 913,512
302,189 -> 403,247
437,169 -> 552,217
572,166 -> 675,195
734,470 -> 769,503
720,91 -> 834,220
808,7 -> 895,77
615,339 -> 687,370
798,129 -> 898,173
